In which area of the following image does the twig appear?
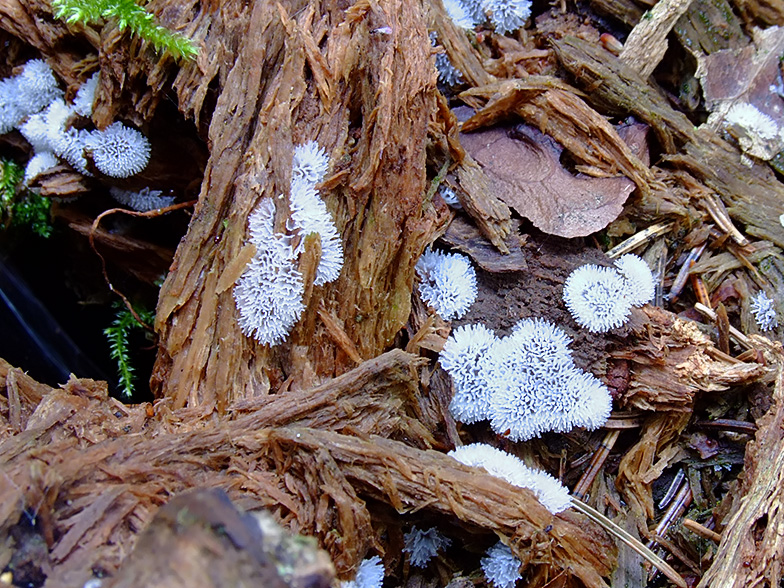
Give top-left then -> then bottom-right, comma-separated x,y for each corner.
572,430 -> 619,500
569,498 -> 687,588
682,518 -> 722,543
693,419 -> 758,434
668,242 -> 707,301
658,469 -> 685,510
694,303 -> 753,350
606,221 -> 673,259
88,201 -> 196,327
648,482 -> 692,549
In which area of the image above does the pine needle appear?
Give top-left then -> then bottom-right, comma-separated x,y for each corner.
570,497 -> 687,588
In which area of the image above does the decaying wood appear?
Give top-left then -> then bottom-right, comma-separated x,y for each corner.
612,306 -> 768,412
459,78 -> 653,194
551,36 -> 698,154
0,0 -> 445,410
3,0 -> 784,586
697,337 -> 784,588
731,0 -> 784,26
670,131 -> 784,248
0,353 -> 614,587
105,489 -> 333,588
674,0 -> 749,56
149,0 -> 441,410
454,155 -> 514,253
616,412 -> 692,521
551,35 -> 784,250
619,0 -> 693,78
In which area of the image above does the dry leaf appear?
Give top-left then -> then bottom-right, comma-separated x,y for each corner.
460,124 -> 635,237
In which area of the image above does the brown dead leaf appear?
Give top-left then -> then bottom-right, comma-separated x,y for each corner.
460,124 -> 635,237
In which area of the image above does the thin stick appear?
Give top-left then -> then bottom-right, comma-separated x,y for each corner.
695,302 -> 754,350
682,518 -> 722,543
650,483 -> 692,545
569,498 -> 687,588
572,430 -> 619,500
606,222 -> 673,259
668,242 -> 707,301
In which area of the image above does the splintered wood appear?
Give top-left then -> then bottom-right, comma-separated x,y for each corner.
145,0 -> 442,409
0,351 -> 612,587
3,0 -> 784,586
697,338 -> 784,588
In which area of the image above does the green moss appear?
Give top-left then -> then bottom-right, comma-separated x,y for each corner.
104,302 -> 156,398
52,0 -> 198,60
1,159 -> 54,238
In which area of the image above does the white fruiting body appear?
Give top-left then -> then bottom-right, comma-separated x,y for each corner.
416,249 -> 478,320
481,542 -> 522,588
439,318 -> 612,440
85,122 -> 151,177
73,72 -> 99,117
340,556 -> 384,588
563,255 -> 655,333
234,199 -> 306,345
234,141 -> 343,345
109,187 -> 176,211
403,527 -> 451,567
750,291 -> 778,331
449,443 -> 572,514
440,323 -> 499,424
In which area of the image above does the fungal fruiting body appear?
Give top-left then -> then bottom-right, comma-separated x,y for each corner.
724,103 -> 779,140
613,253 -> 655,306
449,443 -> 572,514
403,526 -> 451,567
443,0 -> 480,29
233,198 -> 305,345
431,33 -> 464,86
482,0 -> 531,34
0,60 -> 64,133
440,323 -> 498,423
23,152 -> 59,184
72,72 -> 99,117
16,60 -> 63,114
480,542 -> 522,588
234,140 -> 343,345
563,265 -> 630,332
750,291 -> 778,331
563,254 -> 655,333
439,186 -> 461,208
416,248 -> 478,320
440,318 -> 612,441
1,62 -> 150,181
443,0 -> 531,33
289,176 -> 344,286
288,140 -> 344,286
292,140 -> 329,184
85,122 -> 151,178
110,187 -> 176,211
340,556 -> 385,588
435,51 -> 465,86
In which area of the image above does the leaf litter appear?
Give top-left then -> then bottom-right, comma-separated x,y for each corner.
1,0 -> 784,586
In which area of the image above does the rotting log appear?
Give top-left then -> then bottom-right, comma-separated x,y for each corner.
550,35 -> 784,249
150,0 -> 442,409
697,337 -> 784,588
0,0 -> 443,411
0,353 -> 615,587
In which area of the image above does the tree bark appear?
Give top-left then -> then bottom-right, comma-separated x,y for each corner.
148,0 -> 441,409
